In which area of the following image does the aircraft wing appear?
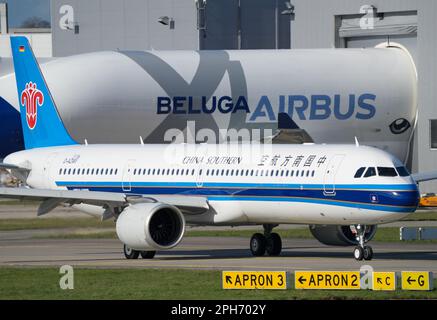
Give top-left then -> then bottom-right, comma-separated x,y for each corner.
411,171 -> 437,183
0,187 -> 209,217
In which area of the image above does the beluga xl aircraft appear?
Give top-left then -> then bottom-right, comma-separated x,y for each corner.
1,36 -> 435,261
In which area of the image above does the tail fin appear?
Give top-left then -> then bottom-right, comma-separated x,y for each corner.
10,36 -> 76,149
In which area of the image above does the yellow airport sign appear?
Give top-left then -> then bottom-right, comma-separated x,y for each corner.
295,271 -> 360,290
401,271 -> 434,291
372,272 -> 396,291
222,271 -> 287,289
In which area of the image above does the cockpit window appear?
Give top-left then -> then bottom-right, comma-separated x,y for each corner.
377,167 -> 398,177
396,166 -> 410,177
363,167 -> 376,178
354,167 -> 366,178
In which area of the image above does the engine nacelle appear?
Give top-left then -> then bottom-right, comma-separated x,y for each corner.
309,225 -> 377,246
116,202 -> 185,250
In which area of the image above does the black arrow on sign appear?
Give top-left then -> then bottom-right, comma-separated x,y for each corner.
226,276 -> 233,284
377,278 -> 382,285
407,276 -> 416,285
298,276 -> 307,285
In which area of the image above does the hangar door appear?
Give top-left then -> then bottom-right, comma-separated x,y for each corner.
336,10 -> 417,61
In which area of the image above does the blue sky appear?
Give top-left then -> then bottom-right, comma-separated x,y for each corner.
1,0 -> 50,28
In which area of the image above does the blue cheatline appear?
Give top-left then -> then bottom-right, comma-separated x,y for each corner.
56,180 -> 417,191
56,180 -> 419,213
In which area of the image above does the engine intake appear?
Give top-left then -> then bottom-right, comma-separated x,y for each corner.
309,225 -> 377,246
116,203 -> 185,250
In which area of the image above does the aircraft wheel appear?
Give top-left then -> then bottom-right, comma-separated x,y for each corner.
353,246 -> 364,261
250,233 -> 266,256
123,244 -> 140,259
266,233 -> 282,256
140,251 -> 156,259
363,246 -> 373,261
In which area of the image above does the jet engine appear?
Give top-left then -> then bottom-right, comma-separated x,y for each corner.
116,203 -> 185,250
309,225 -> 377,246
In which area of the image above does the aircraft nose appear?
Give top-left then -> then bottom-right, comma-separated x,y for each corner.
0,97 -> 24,158
394,184 -> 420,209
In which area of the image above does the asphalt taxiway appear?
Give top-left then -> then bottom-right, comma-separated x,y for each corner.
0,236 -> 436,273
0,203 -> 436,273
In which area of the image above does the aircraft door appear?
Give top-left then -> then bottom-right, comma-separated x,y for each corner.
44,153 -> 58,188
196,165 -> 205,188
195,145 -> 208,188
323,154 -> 345,196
122,160 -> 135,192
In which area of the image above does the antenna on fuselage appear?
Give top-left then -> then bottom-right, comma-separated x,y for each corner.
84,139 -> 88,146
140,136 -> 144,146
354,136 -> 360,147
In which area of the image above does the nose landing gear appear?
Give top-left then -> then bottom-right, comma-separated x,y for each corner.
352,224 -> 374,261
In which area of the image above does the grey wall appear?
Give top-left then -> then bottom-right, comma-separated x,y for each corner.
290,0 -> 437,193
51,0 -> 199,56
52,0 -> 291,54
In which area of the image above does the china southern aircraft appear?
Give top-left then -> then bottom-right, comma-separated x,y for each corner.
0,37 -> 434,261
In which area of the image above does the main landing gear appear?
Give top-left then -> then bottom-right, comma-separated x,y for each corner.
123,244 -> 156,259
352,224 -> 373,261
250,224 -> 282,256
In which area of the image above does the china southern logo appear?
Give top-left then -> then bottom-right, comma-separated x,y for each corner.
21,82 -> 44,130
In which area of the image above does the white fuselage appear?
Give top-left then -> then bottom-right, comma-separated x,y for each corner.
4,143 -> 419,226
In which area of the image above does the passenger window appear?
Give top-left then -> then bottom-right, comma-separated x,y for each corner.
396,166 -> 410,177
312,170 -> 315,177
377,167 -> 397,177
354,167 -> 366,178
363,167 -> 376,178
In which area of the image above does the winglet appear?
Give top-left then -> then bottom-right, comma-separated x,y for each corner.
10,36 -> 77,149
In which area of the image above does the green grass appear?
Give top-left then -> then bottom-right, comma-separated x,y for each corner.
0,267 -> 435,300
0,218 -> 115,231
402,211 -> 437,221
